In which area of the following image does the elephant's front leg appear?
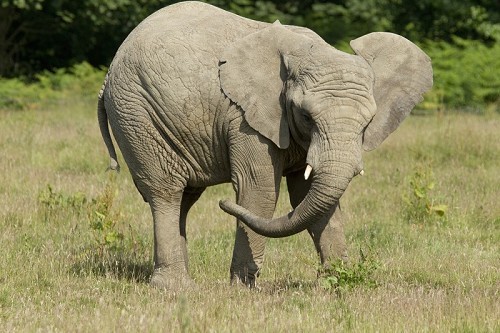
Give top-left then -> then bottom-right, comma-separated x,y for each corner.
286,169 -> 348,268
229,135 -> 283,287
307,204 -> 348,266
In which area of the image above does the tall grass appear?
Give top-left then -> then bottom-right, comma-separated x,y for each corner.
0,98 -> 499,331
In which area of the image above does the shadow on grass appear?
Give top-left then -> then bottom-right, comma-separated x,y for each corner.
260,277 -> 318,295
70,250 -> 153,284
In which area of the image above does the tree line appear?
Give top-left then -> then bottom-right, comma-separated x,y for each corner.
1,0 -> 498,77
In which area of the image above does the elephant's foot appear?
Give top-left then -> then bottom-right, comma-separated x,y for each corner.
323,251 -> 349,267
150,268 -> 195,291
230,267 -> 258,288
316,252 -> 350,278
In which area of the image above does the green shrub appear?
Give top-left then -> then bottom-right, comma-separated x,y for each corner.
87,180 -> 125,253
0,78 -> 51,110
37,180 -> 126,253
0,62 -> 106,111
422,38 -> 500,112
37,179 -> 152,281
38,184 -> 88,222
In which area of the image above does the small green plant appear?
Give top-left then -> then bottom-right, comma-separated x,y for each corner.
403,164 -> 448,224
37,184 -> 87,221
87,182 -> 125,253
37,181 -> 125,252
37,181 -> 151,281
318,248 -> 379,295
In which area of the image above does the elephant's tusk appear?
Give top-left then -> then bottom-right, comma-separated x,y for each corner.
360,169 -> 365,176
304,164 -> 313,180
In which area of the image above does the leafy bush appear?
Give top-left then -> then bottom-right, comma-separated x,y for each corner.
0,78 -> 53,110
37,180 -> 127,253
422,38 -> 500,112
37,179 -> 152,281
87,180 -> 125,253
38,184 -> 88,222
0,62 -> 106,110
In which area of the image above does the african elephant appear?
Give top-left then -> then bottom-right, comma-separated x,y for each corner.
98,1 -> 432,290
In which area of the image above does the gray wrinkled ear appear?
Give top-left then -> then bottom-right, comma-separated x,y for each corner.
219,22 -> 299,149
350,32 -> 433,151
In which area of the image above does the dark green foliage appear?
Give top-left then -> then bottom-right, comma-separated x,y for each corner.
0,62 -> 105,110
0,0 -> 498,110
384,0 -> 500,43
423,38 -> 500,110
0,0 -> 173,76
1,0 -> 499,77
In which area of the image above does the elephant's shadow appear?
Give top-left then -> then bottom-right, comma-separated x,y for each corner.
70,253 -> 325,292
260,278 -> 319,295
69,249 -> 321,289
69,249 -> 153,284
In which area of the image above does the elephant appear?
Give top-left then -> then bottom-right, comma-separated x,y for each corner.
98,1 -> 432,290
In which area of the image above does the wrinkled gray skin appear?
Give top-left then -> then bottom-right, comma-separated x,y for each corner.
98,1 -> 432,290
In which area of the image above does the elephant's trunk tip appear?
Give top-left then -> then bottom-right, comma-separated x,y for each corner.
219,199 -> 232,214
219,199 -> 258,224
219,199 -> 241,217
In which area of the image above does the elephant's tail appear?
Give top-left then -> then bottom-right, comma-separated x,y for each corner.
97,74 -> 120,172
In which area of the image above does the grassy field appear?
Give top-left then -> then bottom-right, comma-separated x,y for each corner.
0,101 -> 498,332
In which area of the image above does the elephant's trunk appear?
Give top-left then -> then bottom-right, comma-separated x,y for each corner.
220,130 -> 362,238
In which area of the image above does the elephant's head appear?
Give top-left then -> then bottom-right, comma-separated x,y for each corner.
218,22 -> 432,237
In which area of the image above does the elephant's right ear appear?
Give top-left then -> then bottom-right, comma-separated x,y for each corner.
219,22 -> 309,149
351,32 -> 433,151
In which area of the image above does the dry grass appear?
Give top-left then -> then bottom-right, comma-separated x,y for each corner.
0,104 -> 498,332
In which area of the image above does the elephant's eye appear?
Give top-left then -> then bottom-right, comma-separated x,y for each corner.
302,112 -> 312,123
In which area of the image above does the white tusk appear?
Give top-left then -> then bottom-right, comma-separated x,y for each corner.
304,165 -> 313,180
360,169 -> 365,176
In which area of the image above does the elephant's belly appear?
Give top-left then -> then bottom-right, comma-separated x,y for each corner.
158,105 -> 234,189
182,141 -> 233,188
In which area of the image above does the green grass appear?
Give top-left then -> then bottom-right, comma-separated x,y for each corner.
0,103 -> 499,332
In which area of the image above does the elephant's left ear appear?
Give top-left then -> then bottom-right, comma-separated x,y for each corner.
219,22 -> 302,149
351,32 -> 433,151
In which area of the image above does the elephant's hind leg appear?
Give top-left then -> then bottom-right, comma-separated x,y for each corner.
110,115 -> 194,290
148,191 -> 196,291
142,171 -> 196,291
135,170 -> 194,291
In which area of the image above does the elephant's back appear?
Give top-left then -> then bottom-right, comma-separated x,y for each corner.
114,2 -> 266,64
107,1 -> 267,115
